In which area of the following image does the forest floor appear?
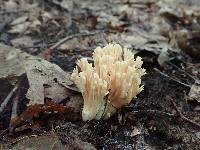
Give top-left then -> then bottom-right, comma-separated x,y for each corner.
0,0 -> 200,149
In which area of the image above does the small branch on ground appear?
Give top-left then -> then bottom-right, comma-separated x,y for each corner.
0,84 -> 18,114
154,68 -> 191,88
49,31 -> 103,50
0,128 -> 9,137
167,62 -> 199,84
167,96 -> 200,129
9,74 -> 27,133
42,30 -> 114,60
9,89 -> 20,133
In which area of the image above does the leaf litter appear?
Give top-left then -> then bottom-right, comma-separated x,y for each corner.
0,44 -> 73,105
0,0 -> 200,149
0,43 -> 82,137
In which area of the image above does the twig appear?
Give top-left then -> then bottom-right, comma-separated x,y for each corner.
43,30 -> 111,60
167,96 -> 200,129
10,93 -> 19,120
9,74 -> 27,133
9,89 -> 20,133
50,30 -> 107,50
167,61 -> 199,83
0,128 -> 9,137
0,84 -> 18,114
154,68 -> 191,88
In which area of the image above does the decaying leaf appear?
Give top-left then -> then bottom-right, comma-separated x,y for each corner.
4,0 -> 18,12
11,133 -> 64,150
0,44 -> 24,78
0,44 -> 72,105
52,0 -> 74,11
188,82 -> 200,102
66,96 -> 83,113
11,101 -> 73,129
7,1 -> 52,34
9,21 -> 31,34
44,82 -> 72,103
11,36 -> 34,48
22,53 -> 72,105
10,16 -> 28,26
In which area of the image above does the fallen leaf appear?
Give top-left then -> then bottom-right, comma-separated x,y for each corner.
44,82 -> 71,103
8,22 -> 31,34
4,0 -> 18,12
11,36 -> 34,48
0,44 -> 24,78
10,16 -> 28,26
65,137 -> 96,150
188,82 -> 200,102
52,0 -> 74,11
23,55 -> 72,105
0,44 -> 73,105
66,96 -> 83,113
11,133 -> 65,150
11,101 -> 72,129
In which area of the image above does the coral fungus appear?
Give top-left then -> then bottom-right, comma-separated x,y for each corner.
71,44 -> 146,121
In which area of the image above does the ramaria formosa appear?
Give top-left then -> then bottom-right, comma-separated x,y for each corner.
71,44 -> 146,121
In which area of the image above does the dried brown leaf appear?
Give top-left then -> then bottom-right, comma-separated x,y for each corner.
11,102 -> 72,129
